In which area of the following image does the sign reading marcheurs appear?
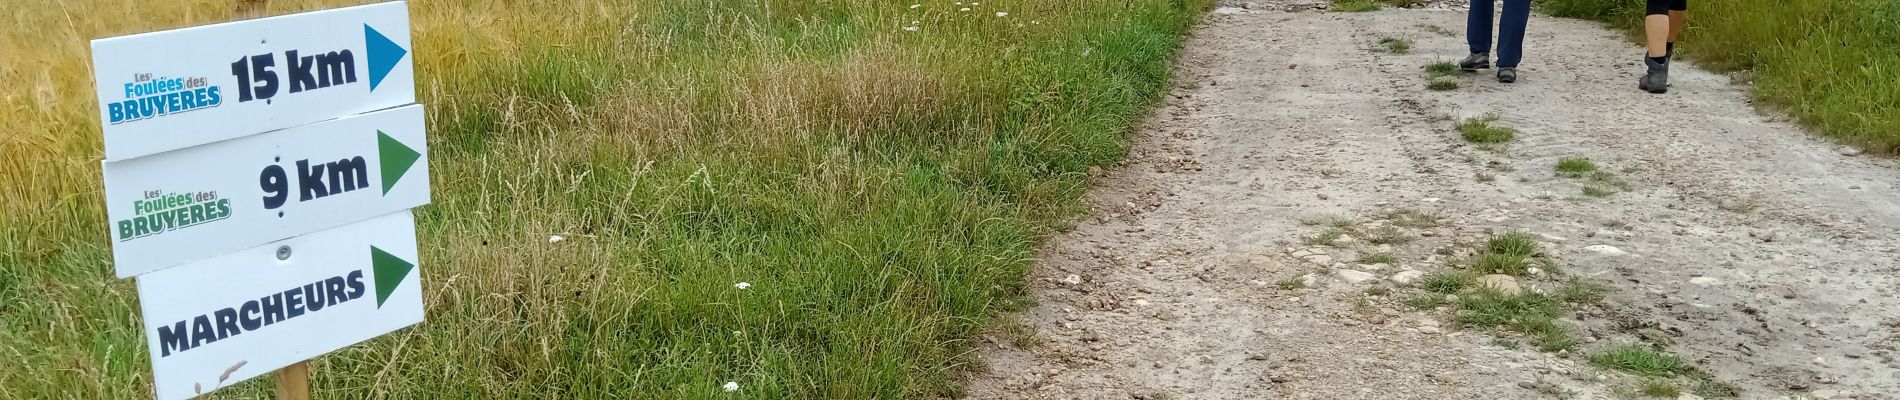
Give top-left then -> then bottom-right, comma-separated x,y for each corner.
138,210 -> 424,400
90,1 -> 413,161
102,105 -> 427,278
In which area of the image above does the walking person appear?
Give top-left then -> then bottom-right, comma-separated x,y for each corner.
1638,0 -> 1688,93
1459,0 -> 1532,83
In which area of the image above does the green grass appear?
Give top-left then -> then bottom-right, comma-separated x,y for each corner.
1359,252 -> 1398,264
1639,379 -> 1682,397
1364,286 -> 1391,296
1457,116 -> 1515,144
1539,0 -> 1900,154
1455,290 -> 1580,352
1485,233 -> 1538,257
0,0 -> 1215,398
1403,293 -> 1448,309
1426,78 -> 1459,91
1555,156 -> 1598,176
1557,280 -> 1610,304
1278,277 -> 1309,290
1590,345 -> 1690,377
1425,61 -> 1460,77
1360,226 -> 1412,245
1377,37 -> 1412,54
1305,228 -> 1349,246
1332,0 -> 1383,12
1420,272 -> 1472,294
1470,253 -> 1532,276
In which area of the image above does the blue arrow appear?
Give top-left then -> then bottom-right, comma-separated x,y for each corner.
364,24 -> 407,91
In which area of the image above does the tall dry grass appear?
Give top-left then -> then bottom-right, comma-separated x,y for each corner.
2,0 -> 1209,398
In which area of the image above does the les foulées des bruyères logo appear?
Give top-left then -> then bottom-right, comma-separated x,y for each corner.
118,190 -> 232,242
109,73 -> 223,125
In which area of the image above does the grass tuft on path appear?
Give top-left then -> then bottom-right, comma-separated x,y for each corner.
1457,116 -> 1516,144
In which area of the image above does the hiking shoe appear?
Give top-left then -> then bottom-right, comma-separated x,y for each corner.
1460,53 -> 1491,71
1497,68 -> 1518,83
1638,57 -> 1669,94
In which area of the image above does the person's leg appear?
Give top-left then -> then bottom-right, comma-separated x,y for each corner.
1639,0 -> 1674,93
1644,0 -> 1671,58
1667,0 -> 1687,58
1495,0 -> 1531,68
1467,0 -> 1494,56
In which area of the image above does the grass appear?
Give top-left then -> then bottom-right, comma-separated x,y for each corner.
1555,156 -> 1598,176
1360,226 -> 1412,245
1403,293 -> 1448,309
1304,228 -> 1349,246
1639,379 -> 1682,397
1557,280 -> 1610,304
0,0 -> 1213,398
1420,272 -> 1471,294
1456,116 -> 1516,144
1424,61 -> 1460,77
1382,0 -> 1428,8
1377,37 -> 1412,54
1278,277 -> 1309,290
1470,253 -> 1533,276
1485,233 -> 1538,257
1364,286 -> 1391,296
1358,252 -> 1398,264
1382,208 -> 1441,228
1539,0 -> 1900,154
1332,0 -> 1383,12
1426,78 -> 1459,91
1590,344 -> 1690,377
1456,290 -> 1579,352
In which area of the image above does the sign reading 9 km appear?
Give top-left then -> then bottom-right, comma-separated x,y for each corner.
90,1 -> 413,160
102,105 -> 428,277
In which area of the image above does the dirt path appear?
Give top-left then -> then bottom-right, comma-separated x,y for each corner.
966,5 -> 1900,400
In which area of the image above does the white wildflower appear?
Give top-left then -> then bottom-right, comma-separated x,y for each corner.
734,282 -> 752,289
996,11 -> 1007,17
960,7 -> 970,11
722,381 -> 740,392
902,26 -> 920,31
547,235 -> 564,243
910,4 -> 922,8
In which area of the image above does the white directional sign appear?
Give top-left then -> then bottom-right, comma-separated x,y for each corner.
137,210 -> 424,400
102,105 -> 428,278
90,1 -> 414,160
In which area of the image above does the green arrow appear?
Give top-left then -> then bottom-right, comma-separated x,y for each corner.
377,131 -> 421,195
370,246 -> 414,308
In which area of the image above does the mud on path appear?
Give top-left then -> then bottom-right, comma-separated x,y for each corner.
966,5 -> 1900,400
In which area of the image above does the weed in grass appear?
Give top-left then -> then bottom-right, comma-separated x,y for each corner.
1365,286 -> 1391,296
1377,37 -> 1413,54
1639,379 -> 1682,398
1304,228 -> 1348,246
1555,156 -> 1597,176
1485,233 -> 1538,257
1277,277 -> 1309,290
1359,252 -> 1398,264
1332,0 -> 1382,12
1420,272 -> 1471,294
1457,116 -> 1516,144
1361,226 -> 1413,245
1583,184 -> 1621,197
1470,253 -> 1531,275
1425,61 -> 1460,77
1590,345 -> 1689,377
1556,280 -> 1609,304
1426,78 -> 1459,91
1417,24 -> 1457,36
1690,378 -> 1740,398
1403,293 -> 1448,309
1455,290 -> 1562,330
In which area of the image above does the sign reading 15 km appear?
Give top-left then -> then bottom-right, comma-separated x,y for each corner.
92,1 -> 413,161
89,2 -> 430,400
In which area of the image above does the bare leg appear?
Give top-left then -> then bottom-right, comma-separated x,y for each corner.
1645,15 -> 1670,57
1669,10 -> 1686,42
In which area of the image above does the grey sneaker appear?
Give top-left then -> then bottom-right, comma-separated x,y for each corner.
1460,53 -> 1491,71
1638,57 -> 1668,94
1497,68 -> 1517,83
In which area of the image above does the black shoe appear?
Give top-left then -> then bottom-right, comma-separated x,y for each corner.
1638,57 -> 1668,94
1497,68 -> 1517,83
1460,53 -> 1491,71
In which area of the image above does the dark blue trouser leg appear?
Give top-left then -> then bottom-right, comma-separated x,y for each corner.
1495,0 -> 1532,68
1467,0 -> 1493,55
